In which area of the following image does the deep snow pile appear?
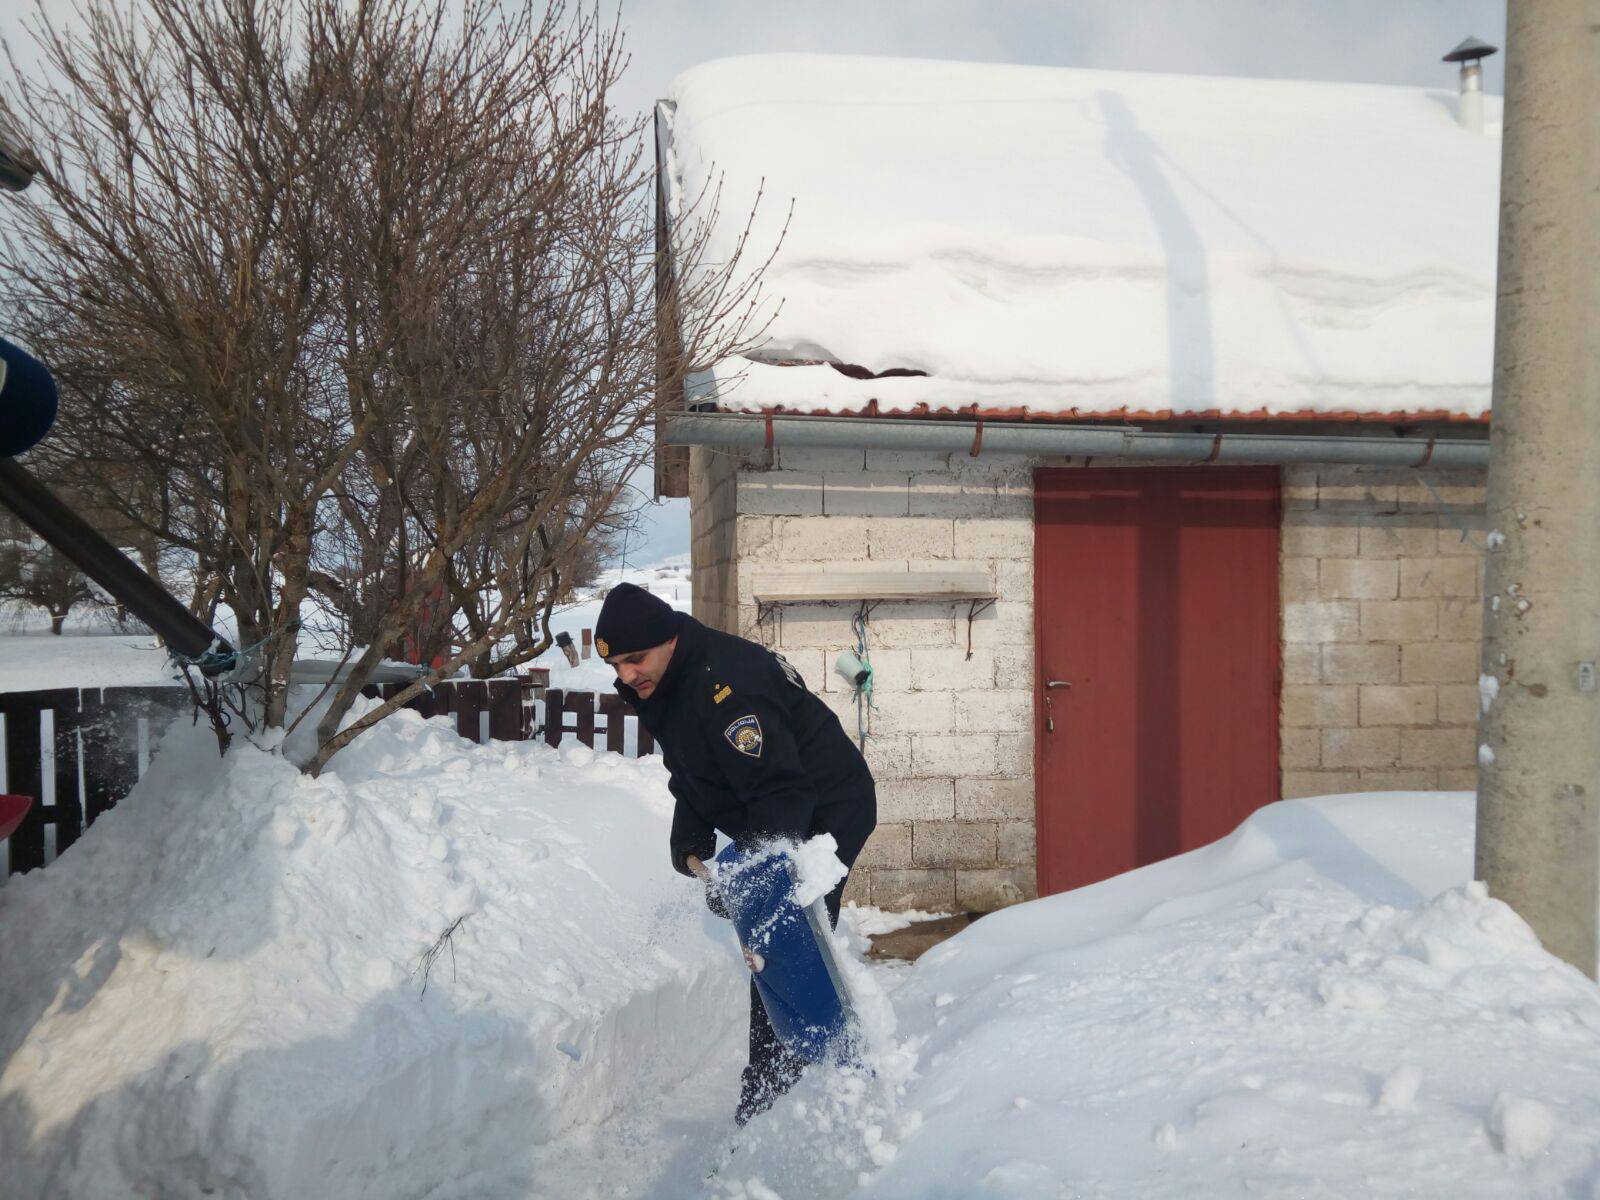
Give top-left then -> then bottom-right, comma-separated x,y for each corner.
716,794 -> 1600,1199
663,55 -> 1501,420
0,704 -> 747,1198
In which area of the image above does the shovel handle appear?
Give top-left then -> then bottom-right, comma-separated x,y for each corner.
685,854 -> 711,880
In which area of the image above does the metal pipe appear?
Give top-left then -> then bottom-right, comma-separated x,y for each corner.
663,411 -> 1489,470
0,459 -> 233,670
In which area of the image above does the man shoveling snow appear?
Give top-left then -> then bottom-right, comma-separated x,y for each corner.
597,583 -> 878,1124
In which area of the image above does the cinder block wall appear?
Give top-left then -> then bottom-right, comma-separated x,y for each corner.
685,448 -> 1489,915
1279,464 -> 1487,795
731,447 -> 1038,914
688,444 -> 741,633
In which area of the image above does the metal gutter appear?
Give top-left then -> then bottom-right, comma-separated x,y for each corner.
662,411 -> 1489,470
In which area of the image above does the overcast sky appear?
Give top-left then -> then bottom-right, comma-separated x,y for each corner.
612,0 -> 1506,121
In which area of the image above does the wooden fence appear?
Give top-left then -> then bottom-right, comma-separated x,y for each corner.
1,680 -> 649,876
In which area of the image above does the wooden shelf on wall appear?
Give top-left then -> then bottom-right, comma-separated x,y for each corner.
748,570 -> 996,604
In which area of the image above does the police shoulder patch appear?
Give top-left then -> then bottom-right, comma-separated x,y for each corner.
724,713 -> 763,758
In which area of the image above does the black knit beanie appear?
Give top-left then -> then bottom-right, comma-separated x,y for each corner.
594,582 -> 681,658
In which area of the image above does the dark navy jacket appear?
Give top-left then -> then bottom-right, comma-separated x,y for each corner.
616,616 -> 877,878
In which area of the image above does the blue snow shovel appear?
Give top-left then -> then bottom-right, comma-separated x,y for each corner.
710,842 -> 857,1063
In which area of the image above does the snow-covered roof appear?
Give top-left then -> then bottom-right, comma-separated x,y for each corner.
660,54 -> 1501,423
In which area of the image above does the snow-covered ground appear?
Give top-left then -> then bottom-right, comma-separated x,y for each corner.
4,683 -> 1598,1200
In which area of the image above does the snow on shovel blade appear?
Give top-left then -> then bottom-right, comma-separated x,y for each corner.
714,842 -> 858,1064
0,793 -> 33,842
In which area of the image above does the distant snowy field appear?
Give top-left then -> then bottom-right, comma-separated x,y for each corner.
0,556 -> 690,696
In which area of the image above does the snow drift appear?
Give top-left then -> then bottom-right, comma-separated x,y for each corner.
716,794 -> 1600,1199
0,705 -> 746,1198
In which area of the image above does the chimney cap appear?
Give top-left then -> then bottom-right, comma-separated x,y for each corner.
1443,36 -> 1499,64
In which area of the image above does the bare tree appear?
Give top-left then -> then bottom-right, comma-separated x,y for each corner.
0,536 -> 101,634
1,0 -> 771,770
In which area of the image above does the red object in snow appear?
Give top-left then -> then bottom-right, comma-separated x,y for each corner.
0,793 -> 33,842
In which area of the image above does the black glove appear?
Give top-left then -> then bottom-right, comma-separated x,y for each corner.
703,877 -> 730,920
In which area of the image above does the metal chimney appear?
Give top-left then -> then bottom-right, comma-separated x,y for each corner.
1443,36 -> 1500,134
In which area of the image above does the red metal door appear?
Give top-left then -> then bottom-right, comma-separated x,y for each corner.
1033,466 -> 1281,895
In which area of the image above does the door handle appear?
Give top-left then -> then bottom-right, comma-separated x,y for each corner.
1044,680 -> 1071,732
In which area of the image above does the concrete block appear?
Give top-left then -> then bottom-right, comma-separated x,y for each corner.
1397,469 -> 1487,511
777,447 -> 866,473
1360,599 -> 1438,643
867,517 -> 955,560
955,776 -> 1034,820
991,480 -> 1033,518
1283,465 -> 1319,511
853,822 -> 912,869
993,556 -> 1033,597
870,605 -> 960,649
1437,520 -> 1488,556
908,474 -> 999,517
1282,643 -> 1320,684
993,732 -> 1034,775
1400,557 -> 1479,600
913,820 -> 997,868
1323,643 -> 1400,685
1281,556 -> 1319,602
996,821 -> 1036,865
1317,465 -> 1401,510
1437,683 -> 1479,726
1282,685 -> 1357,727
953,688 -> 1032,734
957,867 -> 1035,912
735,516 -> 779,564
860,646 -> 911,693
1281,514 -> 1358,558
1321,727 -> 1400,769
954,517 -> 1032,560
775,516 -> 873,562
1401,641 -> 1479,685
842,871 -> 871,909
1400,726 -> 1477,769
778,606 -> 857,650
1320,558 -> 1399,601
1284,601 -> 1360,643
1356,512 -> 1440,558
824,471 -> 912,517
870,690 -> 956,735
1357,769 -> 1438,791
878,778 -> 957,822
740,470 -> 824,516
863,735 -> 913,780
912,646 -> 994,690
1436,598 -> 1483,641
913,733 -> 998,776
864,448 -> 952,473
872,868 -> 956,912
1358,684 -> 1437,727
990,645 -> 1034,690
1282,770 -> 1361,799
1438,769 -> 1478,791
1281,726 -> 1320,769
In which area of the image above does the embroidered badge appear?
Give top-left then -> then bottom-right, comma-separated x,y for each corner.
595,636 -> 609,657
724,714 -> 763,758
713,684 -> 732,704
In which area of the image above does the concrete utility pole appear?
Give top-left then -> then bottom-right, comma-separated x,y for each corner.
1477,0 -> 1600,977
